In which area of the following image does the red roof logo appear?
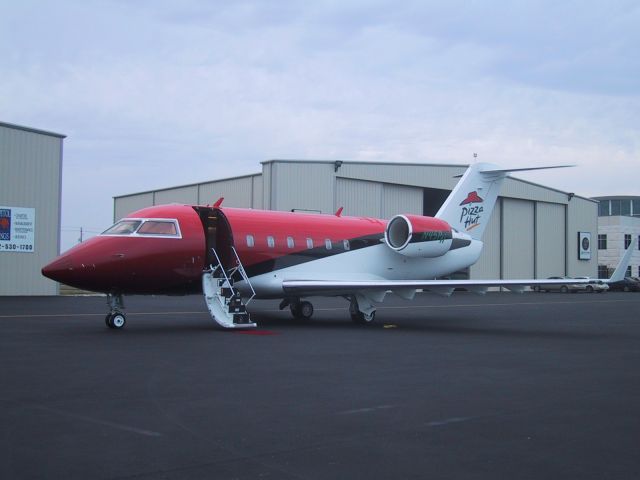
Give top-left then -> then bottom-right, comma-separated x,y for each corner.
459,191 -> 484,206
0,218 -> 9,230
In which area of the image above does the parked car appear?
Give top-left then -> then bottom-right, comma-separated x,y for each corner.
534,276 -> 588,293
572,277 -> 609,293
608,277 -> 640,292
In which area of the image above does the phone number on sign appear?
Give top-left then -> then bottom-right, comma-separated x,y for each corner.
0,244 -> 33,251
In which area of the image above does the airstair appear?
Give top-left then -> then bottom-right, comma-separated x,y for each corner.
202,246 -> 256,329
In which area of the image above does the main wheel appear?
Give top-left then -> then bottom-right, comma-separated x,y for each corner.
290,301 -> 314,320
623,285 -> 630,292
533,286 -> 540,292
560,285 -> 568,293
107,312 -> 126,329
586,285 -> 593,293
351,310 -> 376,325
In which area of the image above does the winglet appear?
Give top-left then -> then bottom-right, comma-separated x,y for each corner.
335,207 -> 344,217
213,197 -> 224,208
606,244 -> 634,282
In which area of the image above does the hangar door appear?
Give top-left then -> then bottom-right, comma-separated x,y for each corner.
502,199 -> 535,279
335,180 -> 422,218
536,203 -> 566,277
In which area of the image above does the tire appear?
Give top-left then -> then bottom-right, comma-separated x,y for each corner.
290,301 -> 313,320
299,301 -> 314,319
560,286 -> 568,293
623,286 -> 630,292
109,313 -> 126,329
533,286 -> 540,292
351,310 -> 376,325
105,314 -> 114,328
586,286 -> 593,293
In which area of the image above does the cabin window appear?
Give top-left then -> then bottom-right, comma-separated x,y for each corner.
325,239 -> 332,250
102,220 -> 142,235
137,220 -> 178,236
306,238 -> 314,249
267,236 -> 275,248
343,239 -> 350,251
287,236 -> 295,248
246,235 -> 255,247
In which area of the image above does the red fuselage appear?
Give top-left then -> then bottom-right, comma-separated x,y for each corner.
42,204 -> 454,295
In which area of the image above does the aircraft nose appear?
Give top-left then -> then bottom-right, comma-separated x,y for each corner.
42,242 -> 101,290
42,255 -> 76,285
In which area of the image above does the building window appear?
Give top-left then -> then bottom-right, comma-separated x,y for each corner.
638,235 -> 640,250
633,199 -> 640,217
626,266 -> 632,277
246,235 -> 254,247
611,199 -> 621,216
598,234 -> 607,250
624,234 -> 631,249
306,238 -> 314,249
343,239 -> 350,251
287,236 -> 295,248
267,236 -> 275,248
621,200 -> 632,216
325,239 -> 332,250
598,265 -> 609,279
598,200 -> 610,216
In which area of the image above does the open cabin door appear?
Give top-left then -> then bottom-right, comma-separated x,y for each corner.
193,206 -> 235,269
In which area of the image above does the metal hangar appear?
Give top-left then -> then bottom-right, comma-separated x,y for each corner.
0,121 -> 65,295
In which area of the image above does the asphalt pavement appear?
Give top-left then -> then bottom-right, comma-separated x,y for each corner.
1,291 -> 639,479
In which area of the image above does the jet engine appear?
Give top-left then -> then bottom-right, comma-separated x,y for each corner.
384,214 -> 470,258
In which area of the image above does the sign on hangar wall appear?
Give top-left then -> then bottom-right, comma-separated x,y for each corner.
0,206 -> 35,253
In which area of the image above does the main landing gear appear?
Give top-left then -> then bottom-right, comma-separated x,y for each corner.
105,293 -> 126,330
280,298 -> 314,320
349,295 -> 377,325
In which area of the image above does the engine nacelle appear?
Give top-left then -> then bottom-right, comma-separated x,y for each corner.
384,214 -> 464,258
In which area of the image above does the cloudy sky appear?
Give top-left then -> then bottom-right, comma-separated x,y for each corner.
1,0 -> 639,250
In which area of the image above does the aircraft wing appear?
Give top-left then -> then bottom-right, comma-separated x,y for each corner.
282,278 -> 593,297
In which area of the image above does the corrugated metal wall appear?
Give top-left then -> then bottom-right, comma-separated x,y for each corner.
270,162 -> 335,213
502,198 -> 535,279
0,124 -> 63,295
114,175 -> 262,221
382,184 -> 423,218
336,178 -> 382,217
470,200 -> 501,279
567,197 -> 598,277
198,176 -> 254,208
114,192 -> 154,221
536,202 -> 566,277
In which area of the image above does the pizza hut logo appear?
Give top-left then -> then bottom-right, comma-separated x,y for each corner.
459,192 -> 483,231
459,191 -> 484,206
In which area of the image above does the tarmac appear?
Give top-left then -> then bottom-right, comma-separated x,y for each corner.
1,291 -> 639,479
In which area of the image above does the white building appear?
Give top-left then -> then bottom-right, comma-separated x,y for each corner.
594,196 -> 640,278
115,160 -> 599,281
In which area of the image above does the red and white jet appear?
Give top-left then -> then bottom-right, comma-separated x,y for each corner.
42,163 -> 611,329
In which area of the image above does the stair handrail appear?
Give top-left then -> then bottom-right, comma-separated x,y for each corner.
231,246 -> 256,305
209,247 -> 236,297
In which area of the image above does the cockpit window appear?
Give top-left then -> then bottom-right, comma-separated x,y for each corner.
137,221 -> 177,236
101,218 -> 181,238
102,220 -> 142,235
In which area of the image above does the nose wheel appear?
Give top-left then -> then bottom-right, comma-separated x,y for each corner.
105,312 -> 126,329
106,293 -> 126,330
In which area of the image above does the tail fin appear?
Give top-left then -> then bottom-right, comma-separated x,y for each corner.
435,163 -> 573,240
607,244 -> 634,282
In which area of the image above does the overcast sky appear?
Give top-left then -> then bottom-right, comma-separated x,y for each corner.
1,0 -> 639,250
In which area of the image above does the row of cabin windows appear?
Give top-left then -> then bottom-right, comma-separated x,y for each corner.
246,235 -> 350,251
597,234 -> 640,250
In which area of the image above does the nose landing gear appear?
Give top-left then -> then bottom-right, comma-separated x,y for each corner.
105,293 -> 126,329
